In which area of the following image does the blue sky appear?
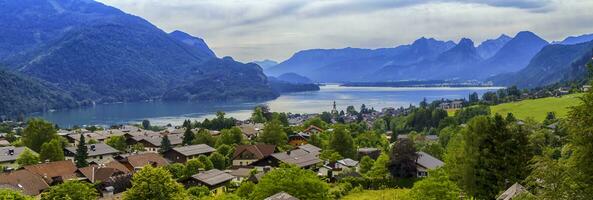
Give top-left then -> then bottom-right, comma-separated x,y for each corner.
97,0 -> 593,62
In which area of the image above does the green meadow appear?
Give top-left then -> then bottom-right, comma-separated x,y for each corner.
491,93 -> 584,122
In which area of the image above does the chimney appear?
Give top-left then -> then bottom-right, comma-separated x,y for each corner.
90,145 -> 96,151
286,151 -> 291,156
8,149 -> 14,155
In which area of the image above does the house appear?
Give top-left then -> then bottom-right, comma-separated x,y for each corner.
1,146 -> 37,169
583,85 -> 591,92
163,144 -> 216,163
288,132 -> 309,147
232,144 -> 276,167
416,151 -> 444,177
0,140 -> 10,147
265,192 -> 299,200
318,158 -> 359,178
64,143 -> 119,164
238,123 -> 264,140
130,134 -> 183,152
439,100 -> 463,110
303,125 -> 323,135
297,144 -> 321,157
357,148 -> 381,160
23,160 -> 79,185
114,152 -> 169,172
497,183 -> 531,200
228,168 -> 253,182
185,169 -> 235,195
0,169 -> 50,196
77,161 -> 132,195
251,149 -> 321,170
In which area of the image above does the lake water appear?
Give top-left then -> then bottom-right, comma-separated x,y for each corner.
34,85 -> 501,127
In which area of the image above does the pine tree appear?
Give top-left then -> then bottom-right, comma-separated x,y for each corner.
182,126 -> 195,145
160,135 -> 172,153
75,134 -> 89,167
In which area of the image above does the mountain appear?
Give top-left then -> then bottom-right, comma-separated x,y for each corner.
266,37 -> 455,82
252,59 -> 278,70
480,31 -> 549,77
556,33 -> 593,45
169,30 -> 217,58
490,41 -> 593,88
371,38 -> 483,80
0,68 -> 79,116
276,73 -> 313,84
0,0 -> 276,107
476,34 -> 512,59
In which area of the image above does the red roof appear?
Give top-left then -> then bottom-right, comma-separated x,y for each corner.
232,144 -> 276,160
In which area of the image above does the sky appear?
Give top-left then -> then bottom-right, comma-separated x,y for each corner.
96,0 -> 593,62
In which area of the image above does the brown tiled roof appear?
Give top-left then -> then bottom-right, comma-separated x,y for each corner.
23,160 -> 78,184
304,125 -> 323,133
232,144 -> 276,160
0,170 -> 50,195
78,165 -> 127,183
124,153 -> 169,169
265,192 -> 300,200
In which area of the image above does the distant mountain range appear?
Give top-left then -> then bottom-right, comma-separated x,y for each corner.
0,0 -> 277,116
251,60 -> 279,69
266,31 -> 593,88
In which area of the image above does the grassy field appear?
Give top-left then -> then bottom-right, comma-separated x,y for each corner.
491,93 -> 583,122
341,189 -> 410,200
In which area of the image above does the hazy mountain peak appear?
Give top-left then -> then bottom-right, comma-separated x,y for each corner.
556,33 -> 593,45
457,38 -> 475,47
169,30 -> 216,58
252,59 -> 279,70
477,34 -> 513,59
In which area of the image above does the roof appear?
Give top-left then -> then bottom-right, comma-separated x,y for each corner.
232,144 -> 276,160
65,143 -> 119,157
238,124 -> 263,136
0,170 -> 50,195
271,149 -> 321,168
191,169 -> 235,186
416,151 -> 444,170
0,140 -> 10,146
357,147 -> 379,153
265,192 -> 300,200
337,158 -> 359,167
170,144 -> 215,156
135,134 -> 183,147
122,153 -> 169,168
78,166 -> 124,183
303,125 -> 323,133
0,146 -> 33,163
229,168 -> 252,177
497,183 -> 530,200
23,160 -> 78,184
297,144 -> 321,155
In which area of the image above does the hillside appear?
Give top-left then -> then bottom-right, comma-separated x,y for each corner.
491,93 -> 583,121
0,0 -> 276,107
490,40 -> 593,88
0,68 -> 79,116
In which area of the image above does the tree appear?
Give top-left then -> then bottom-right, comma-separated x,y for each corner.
319,112 -> 333,124
251,107 -> 267,123
329,126 -> 355,158
41,181 -> 98,200
565,89 -> 593,196
408,169 -> 460,200
250,165 -> 330,200
185,159 -> 204,178
359,156 -> 374,174
389,138 -> 417,178
40,139 -> 64,162
198,155 -> 214,170
123,166 -> 188,200
259,119 -> 288,146
106,135 -> 127,152
0,189 -> 32,200
303,117 -> 328,129
22,118 -> 58,152
142,120 -> 151,130
367,153 -> 390,178
187,186 -> 210,199
217,127 -> 243,146
216,144 -> 234,167
182,127 -> 195,145
235,181 -> 255,199
194,129 -> 216,147
209,152 -> 226,170
346,105 -> 358,115
74,134 -> 88,167
160,135 -> 172,154
165,163 -> 186,179
16,148 -> 39,167
543,112 -> 557,125
469,92 -> 479,104
319,150 -> 343,163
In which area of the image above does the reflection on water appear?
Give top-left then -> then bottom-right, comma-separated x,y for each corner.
34,85 -> 501,127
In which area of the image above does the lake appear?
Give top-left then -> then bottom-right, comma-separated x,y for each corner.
34,85 -> 501,127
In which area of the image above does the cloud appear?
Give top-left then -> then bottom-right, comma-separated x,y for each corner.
97,0 -> 593,62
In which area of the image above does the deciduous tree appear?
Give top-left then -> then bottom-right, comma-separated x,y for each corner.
389,138 -> 417,178
40,139 -> 64,162
41,181 -> 98,200
16,148 -> 39,167
259,119 -> 287,146
251,165 -> 330,200
123,166 -> 188,200
329,126 -> 355,158
22,118 -> 58,152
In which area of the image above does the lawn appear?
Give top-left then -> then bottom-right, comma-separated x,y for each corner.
491,93 -> 584,122
341,189 -> 410,200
